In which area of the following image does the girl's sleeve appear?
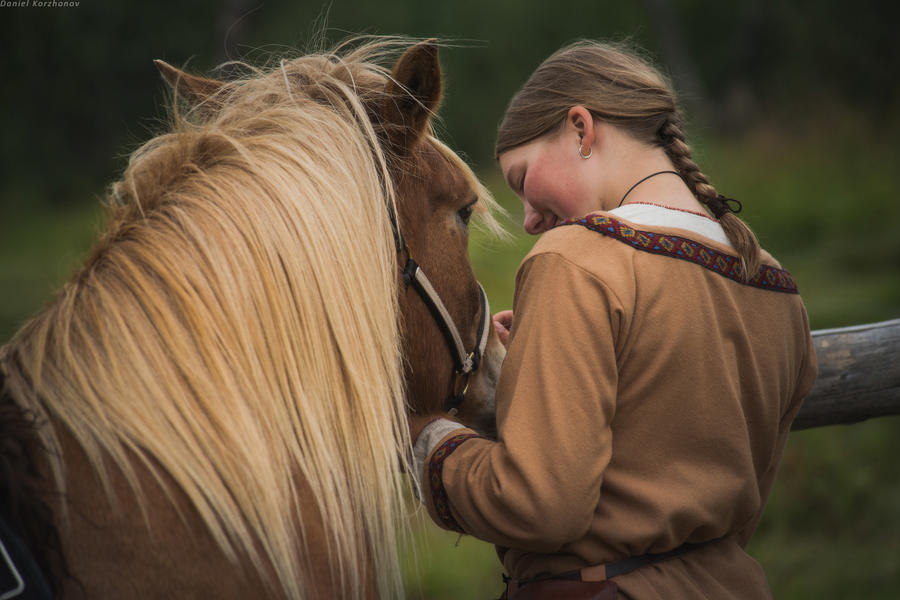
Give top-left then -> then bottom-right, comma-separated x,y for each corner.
422,251 -> 626,552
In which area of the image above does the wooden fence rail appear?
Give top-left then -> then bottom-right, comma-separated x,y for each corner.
792,318 -> 900,430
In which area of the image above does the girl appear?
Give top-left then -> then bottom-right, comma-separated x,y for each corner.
410,40 -> 817,599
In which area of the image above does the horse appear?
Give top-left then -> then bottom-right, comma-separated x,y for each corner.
0,38 -> 505,599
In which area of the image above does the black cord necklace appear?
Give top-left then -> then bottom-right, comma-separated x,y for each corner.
616,170 -> 681,208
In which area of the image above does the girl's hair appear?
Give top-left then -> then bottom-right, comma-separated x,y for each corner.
496,40 -> 761,278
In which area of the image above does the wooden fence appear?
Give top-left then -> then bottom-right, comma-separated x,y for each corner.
792,318 -> 900,430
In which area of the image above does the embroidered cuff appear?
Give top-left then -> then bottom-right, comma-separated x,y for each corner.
412,418 -> 465,499
428,432 -> 481,533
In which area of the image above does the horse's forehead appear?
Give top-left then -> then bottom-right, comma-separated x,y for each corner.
414,141 -> 472,197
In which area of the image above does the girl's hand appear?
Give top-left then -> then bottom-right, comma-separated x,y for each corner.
492,310 -> 513,348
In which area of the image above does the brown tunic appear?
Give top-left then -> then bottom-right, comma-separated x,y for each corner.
423,211 -> 818,599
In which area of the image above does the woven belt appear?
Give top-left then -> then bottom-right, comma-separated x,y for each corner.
505,538 -> 721,596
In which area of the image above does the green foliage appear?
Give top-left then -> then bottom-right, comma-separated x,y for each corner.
0,202 -> 102,341
402,516 -> 505,600
4,1 -> 897,209
752,419 -> 900,598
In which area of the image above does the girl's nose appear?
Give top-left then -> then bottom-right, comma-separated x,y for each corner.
523,204 -> 554,235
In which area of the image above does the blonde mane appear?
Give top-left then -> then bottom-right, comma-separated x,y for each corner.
0,39 -> 479,599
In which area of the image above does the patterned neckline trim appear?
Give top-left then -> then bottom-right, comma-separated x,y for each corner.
559,213 -> 799,294
616,201 -> 718,223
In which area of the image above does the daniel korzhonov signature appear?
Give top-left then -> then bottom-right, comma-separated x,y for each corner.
1,0 -> 81,7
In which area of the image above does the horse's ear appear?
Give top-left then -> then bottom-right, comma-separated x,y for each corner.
154,60 -> 226,107
382,39 -> 442,153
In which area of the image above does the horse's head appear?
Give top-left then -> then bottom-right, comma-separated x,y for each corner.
375,42 -> 505,437
157,40 -> 504,435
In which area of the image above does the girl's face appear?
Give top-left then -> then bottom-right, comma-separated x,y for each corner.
499,130 -> 602,235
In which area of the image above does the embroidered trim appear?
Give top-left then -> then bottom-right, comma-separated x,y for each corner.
428,432 -> 481,533
561,214 -> 799,294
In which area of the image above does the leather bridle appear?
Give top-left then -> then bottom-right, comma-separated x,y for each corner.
388,201 -> 491,416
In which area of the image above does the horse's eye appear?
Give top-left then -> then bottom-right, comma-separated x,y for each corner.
458,200 -> 476,226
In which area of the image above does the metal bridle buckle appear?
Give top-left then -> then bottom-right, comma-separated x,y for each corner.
448,365 -> 473,416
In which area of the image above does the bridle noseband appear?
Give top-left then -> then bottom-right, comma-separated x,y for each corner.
389,202 -> 491,416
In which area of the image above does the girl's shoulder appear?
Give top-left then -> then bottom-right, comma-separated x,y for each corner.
521,216 -> 637,287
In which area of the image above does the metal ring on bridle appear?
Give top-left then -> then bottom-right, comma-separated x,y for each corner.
447,365 -> 474,416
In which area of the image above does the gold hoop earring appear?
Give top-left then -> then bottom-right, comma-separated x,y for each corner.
579,143 -> 592,159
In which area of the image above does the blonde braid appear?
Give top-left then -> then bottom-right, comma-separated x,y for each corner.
658,115 -> 716,202
659,113 -> 762,279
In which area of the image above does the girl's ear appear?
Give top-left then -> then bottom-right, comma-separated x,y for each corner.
567,105 -> 596,150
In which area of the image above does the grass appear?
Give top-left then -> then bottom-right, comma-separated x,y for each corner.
1,123 -> 897,598
402,518 -> 505,600
750,419 -> 900,598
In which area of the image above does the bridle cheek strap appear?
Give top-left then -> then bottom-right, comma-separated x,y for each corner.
402,258 -> 491,413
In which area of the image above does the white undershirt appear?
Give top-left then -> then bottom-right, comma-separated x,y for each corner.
412,419 -> 466,499
609,203 -> 733,247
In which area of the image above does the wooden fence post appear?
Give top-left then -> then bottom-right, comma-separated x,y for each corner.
792,318 -> 900,430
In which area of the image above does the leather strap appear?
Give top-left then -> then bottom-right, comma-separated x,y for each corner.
506,537 -> 722,597
507,578 -> 617,600
0,516 -> 53,599
581,539 -> 718,582
401,255 -> 491,413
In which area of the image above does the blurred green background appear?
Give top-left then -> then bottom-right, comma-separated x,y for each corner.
2,1 -> 898,598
